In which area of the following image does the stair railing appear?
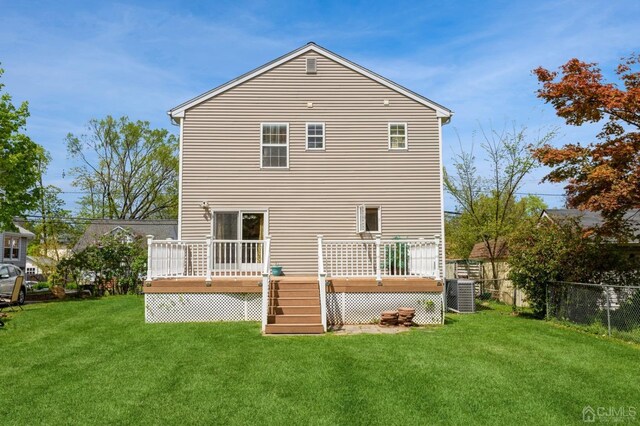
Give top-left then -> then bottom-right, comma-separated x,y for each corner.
317,235 -> 327,331
261,235 -> 272,332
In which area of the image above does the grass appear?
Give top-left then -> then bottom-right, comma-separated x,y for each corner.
1,297 -> 639,425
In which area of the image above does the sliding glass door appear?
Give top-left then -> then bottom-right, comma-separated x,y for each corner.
213,211 -> 265,273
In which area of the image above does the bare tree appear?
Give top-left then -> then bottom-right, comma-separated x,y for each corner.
444,124 -> 556,280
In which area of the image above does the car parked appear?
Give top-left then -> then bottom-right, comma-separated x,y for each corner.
0,264 -> 26,305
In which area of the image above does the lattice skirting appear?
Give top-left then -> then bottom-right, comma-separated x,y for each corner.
327,292 -> 443,325
145,293 -> 262,323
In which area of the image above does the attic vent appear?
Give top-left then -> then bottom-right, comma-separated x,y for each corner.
306,57 -> 317,74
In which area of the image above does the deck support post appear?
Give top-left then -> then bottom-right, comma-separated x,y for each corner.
205,234 -> 212,286
375,235 -> 382,285
145,235 -> 154,285
261,272 -> 269,332
319,272 -> 327,331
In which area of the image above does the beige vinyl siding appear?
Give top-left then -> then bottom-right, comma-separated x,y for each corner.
180,52 -> 443,275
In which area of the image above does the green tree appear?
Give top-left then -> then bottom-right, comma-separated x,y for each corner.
444,124 -> 556,279
445,194 -> 546,260
66,116 -> 179,219
0,66 -> 46,230
27,152 -> 77,273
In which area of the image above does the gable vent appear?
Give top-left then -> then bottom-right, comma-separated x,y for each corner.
306,57 -> 317,74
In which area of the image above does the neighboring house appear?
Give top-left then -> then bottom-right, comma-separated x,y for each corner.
74,220 -> 178,252
1,224 -> 35,271
145,43 -> 453,333
541,208 -> 640,257
25,255 -> 56,280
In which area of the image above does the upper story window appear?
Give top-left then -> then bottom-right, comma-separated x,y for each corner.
388,123 -> 407,150
261,123 -> 289,168
306,123 -> 325,150
3,236 -> 19,260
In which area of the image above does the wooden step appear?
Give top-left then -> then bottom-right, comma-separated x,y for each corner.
271,289 -> 318,298
265,324 -> 324,334
270,297 -> 319,306
268,314 -> 321,324
273,305 -> 321,315
273,282 -> 317,290
271,277 -> 318,284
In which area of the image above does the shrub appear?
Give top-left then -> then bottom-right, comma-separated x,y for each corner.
508,218 -> 640,317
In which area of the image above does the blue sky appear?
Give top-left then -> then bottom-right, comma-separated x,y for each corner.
1,0 -> 639,212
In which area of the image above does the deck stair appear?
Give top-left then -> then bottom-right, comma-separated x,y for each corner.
265,277 -> 324,334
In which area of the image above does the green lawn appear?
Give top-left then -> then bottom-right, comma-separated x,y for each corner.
1,297 -> 638,425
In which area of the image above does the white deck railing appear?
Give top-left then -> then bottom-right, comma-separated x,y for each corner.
318,235 -> 441,281
146,236 -> 271,281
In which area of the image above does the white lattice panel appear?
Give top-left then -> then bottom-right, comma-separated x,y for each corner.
145,293 -> 262,323
326,292 -> 443,325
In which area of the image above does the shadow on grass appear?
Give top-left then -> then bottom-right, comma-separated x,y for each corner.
474,301 -> 495,311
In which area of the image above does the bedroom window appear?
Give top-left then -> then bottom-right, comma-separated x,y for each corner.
388,123 -> 407,150
306,123 -> 325,150
261,123 -> 289,168
3,236 -> 19,260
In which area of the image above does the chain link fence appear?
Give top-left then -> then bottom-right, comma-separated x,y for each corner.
547,281 -> 640,343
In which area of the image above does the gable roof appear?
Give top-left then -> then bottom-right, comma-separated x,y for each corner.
541,209 -> 640,232
74,220 -> 178,252
1,223 -> 35,239
169,42 -> 453,120
469,240 -> 509,260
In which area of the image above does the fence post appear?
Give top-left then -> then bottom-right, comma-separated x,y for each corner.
375,235 -> 382,285
545,283 -> 550,320
145,235 -> 154,285
205,234 -> 212,286
604,283 -> 612,337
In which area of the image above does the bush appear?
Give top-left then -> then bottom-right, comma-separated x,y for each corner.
57,234 -> 147,295
508,219 -> 640,318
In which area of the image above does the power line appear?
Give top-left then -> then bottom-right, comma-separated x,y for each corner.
20,214 -> 176,225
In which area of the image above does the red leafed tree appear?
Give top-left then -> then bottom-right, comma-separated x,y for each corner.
532,54 -> 640,232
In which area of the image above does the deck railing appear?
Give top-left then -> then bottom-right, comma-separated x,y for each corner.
318,235 -> 441,281
146,236 -> 271,281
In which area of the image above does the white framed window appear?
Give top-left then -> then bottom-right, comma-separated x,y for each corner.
3,236 -> 19,260
388,123 -> 408,150
261,123 -> 289,168
356,205 -> 381,234
306,122 -> 325,150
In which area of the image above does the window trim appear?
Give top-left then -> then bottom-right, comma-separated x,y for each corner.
209,208 -> 270,240
388,122 -> 408,150
3,235 -> 20,261
260,123 -> 290,169
356,204 -> 382,234
305,122 -> 325,151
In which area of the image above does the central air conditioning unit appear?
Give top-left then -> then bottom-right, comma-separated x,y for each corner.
446,279 -> 476,313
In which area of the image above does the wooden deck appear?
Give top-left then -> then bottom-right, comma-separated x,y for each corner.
144,276 -> 442,294
144,277 -> 262,293
327,277 -> 442,293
